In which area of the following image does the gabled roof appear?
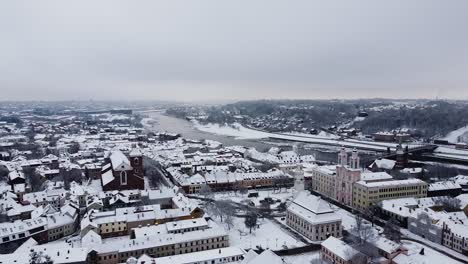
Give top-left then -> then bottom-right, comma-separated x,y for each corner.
321,236 -> 360,261
287,191 -> 341,225
293,191 -> 333,214
242,249 -> 284,264
110,150 -> 132,171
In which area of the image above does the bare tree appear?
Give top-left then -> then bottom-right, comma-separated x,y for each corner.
277,202 -> 287,212
61,168 -> 83,190
225,212 -> 234,230
351,213 -> 374,245
199,184 -> 214,199
0,166 -> 9,181
434,197 -> 462,212
212,200 -> 234,222
23,167 -> 43,192
244,212 -> 258,234
349,252 -> 368,264
68,142 -> 80,154
143,157 -> 164,188
29,250 -> 52,264
383,218 -> 401,242
238,185 -> 248,196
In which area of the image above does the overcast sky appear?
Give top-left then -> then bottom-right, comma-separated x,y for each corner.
1,1 -> 468,102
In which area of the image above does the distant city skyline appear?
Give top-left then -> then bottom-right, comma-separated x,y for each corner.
1,1 -> 468,101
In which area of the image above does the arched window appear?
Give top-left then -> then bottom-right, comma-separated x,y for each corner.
120,171 -> 127,185
134,158 -> 140,165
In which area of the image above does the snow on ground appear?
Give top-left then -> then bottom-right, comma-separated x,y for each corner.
91,113 -> 130,122
401,229 -> 468,263
283,131 -> 340,140
206,189 -> 304,251
84,179 -> 103,195
335,205 -> 466,263
193,121 -> 268,139
435,146 -> 468,155
433,146 -> 468,161
141,117 -> 154,127
212,188 -> 297,207
225,216 -> 305,251
443,125 -> 468,143
282,251 -> 320,264
399,240 -> 463,264
192,121 -> 404,151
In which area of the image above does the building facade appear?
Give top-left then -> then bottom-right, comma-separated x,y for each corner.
335,148 -> 361,207
286,191 -> 342,241
100,150 -> 144,191
353,179 -> 428,210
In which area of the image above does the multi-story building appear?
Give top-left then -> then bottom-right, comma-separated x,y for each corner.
45,203 -> 80,241
175,170 -> 293,194
286,191 -> 342,241
84,224 -> 229,264
23,188 -> 68,208
442,221 -> 468,255
0,217 -> 48,253
321,236 -> 365,264
131,247 -> 245,264
353,179 -> 428,210
0,202 -> 80,253
335,148 -> 362,207
81,193 -> 203,238
309,165 -> 336,198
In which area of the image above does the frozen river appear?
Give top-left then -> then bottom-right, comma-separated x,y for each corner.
141,110 -> 377,163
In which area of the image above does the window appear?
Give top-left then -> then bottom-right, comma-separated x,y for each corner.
120,171 -> 128,185
134,158 -> 140,165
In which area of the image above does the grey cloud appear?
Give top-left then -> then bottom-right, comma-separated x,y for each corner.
0,0 -> 468,101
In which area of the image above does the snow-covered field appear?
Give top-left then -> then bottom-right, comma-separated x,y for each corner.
212,188 -> 297,207
443,125 -> 468,143
192,121 -> 403,151
282,251 -> 320,264
225,216 -> 305,251
433,146 -> 468,161
193,121 -> 268,139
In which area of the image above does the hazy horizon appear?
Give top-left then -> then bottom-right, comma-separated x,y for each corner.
1,1 -> 468,101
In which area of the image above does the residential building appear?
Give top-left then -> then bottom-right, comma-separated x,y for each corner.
320,236 -> 366,264
130,247 -> 245,264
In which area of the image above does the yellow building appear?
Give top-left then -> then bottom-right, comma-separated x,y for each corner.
353,179 -> 428,211
309,165 -> 336,198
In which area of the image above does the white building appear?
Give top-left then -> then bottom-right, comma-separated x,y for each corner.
286,191 -> 342,241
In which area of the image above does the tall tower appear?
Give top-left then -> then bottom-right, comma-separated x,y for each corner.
129,148 -> 144,176
335,147 -> 362,207
395,144 -> 407,169
350,149 -> 360,169
337,147 -> 348,166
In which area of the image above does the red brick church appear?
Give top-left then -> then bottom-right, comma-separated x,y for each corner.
100,149 -> 144,191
